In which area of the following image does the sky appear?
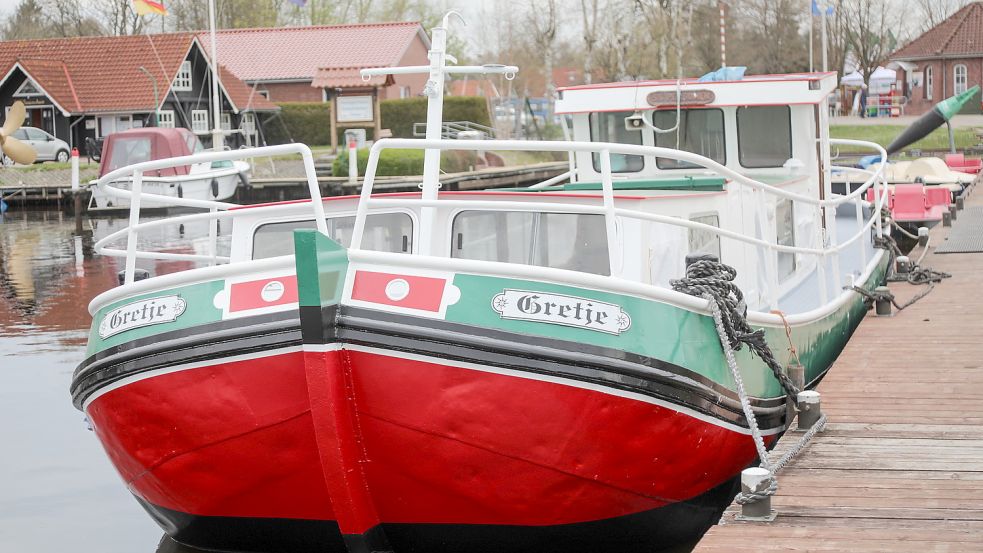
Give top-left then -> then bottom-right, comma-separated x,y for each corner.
0,0 -> 17,18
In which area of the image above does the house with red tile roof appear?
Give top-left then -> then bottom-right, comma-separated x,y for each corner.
0,33 -> 279,156
206,22 -> 430,102
889,1 -> 983,115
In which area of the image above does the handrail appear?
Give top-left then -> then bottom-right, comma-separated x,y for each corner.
353,138 -> 887,208
345,136 -> 885,307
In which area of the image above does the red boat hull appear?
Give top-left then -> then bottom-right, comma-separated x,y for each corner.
85,341 -> 769,552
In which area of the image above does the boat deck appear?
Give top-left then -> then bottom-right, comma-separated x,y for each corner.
694,180 -> 983,552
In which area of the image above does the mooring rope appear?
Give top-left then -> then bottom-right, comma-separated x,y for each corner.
862,219 -> 952,311
671,260 -> 800,403
673,260 -> 830,506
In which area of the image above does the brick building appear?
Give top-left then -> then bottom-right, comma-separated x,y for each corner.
207,22 -> 430,103
889,1 -> 983,115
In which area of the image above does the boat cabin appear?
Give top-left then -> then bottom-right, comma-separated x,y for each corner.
99,128 -> 205,177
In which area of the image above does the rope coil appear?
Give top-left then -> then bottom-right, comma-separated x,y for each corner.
671,259 -> 800,403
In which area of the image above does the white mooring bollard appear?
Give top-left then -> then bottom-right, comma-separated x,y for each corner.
917,226 -> 929,247
738,467 -> 776,521
896,255 -> 911,274
797,390 -> 822,430
348,138 -> 357,185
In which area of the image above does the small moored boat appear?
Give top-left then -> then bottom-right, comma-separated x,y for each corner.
88,127 -> 249,211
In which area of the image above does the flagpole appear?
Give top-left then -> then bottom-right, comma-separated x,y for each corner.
208,0 -> 224,151
808,1 -> 814,73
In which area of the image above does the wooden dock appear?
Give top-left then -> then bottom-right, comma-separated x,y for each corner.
695,185 -> 983,552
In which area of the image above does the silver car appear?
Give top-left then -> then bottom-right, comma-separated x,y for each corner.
2,126 -> 71,165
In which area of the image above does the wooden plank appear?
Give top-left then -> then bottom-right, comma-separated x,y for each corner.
693,184 -> 983,551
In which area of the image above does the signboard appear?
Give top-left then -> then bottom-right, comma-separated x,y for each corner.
98,295 -> 187,338
491,289 -> 632,335
337,95 -> 374,123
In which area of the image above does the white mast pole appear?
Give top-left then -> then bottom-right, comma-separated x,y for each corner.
808,1 -> 814,73
208,0 -> 224,151
820,5 -> 829,72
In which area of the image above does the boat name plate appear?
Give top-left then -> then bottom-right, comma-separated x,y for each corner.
98,295 -> 188,339
646,89 -> 715,107
491,289 -> 631,335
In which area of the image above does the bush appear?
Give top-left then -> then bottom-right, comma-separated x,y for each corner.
333,148 -> 484,177
265,102 -> 331,145
380,96 -> 491,138
334,148 -> 425,176
267,96 -> 492,146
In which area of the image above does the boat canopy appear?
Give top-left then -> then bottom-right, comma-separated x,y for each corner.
99,127 -> 202,177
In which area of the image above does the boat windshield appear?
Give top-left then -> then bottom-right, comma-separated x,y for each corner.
106,137 -> 152,173
654,108 -> 726,169
451,211 -> 611,276
253,212 -> 413,259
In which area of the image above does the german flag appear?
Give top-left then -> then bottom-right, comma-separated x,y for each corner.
133,0 -> 167,16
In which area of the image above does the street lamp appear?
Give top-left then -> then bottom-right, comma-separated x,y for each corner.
138,66 -> 159,127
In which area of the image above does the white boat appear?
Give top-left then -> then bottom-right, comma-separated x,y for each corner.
88,127 -> 249,211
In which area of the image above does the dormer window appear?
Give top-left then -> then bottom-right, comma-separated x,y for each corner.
172,61 -> 192,91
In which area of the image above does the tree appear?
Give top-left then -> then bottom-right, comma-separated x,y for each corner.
528,0 -> 558,104
843,0 -> 903,86
580,0 -> 601,84
0,0 -> 53,40
912,0 -> 973,33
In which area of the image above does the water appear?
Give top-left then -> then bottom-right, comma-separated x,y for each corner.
0,209 -> 209,552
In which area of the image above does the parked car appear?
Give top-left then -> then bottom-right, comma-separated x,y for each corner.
1,126 -> 71,165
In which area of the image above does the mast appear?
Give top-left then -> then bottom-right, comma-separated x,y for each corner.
208,0 -> 224,151
361,13 -> 517,255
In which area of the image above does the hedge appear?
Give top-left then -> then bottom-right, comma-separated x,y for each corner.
264,102 -> 331,146
266,96 -> 491,146
380,96 -> 491,138
333,148 -> 483,177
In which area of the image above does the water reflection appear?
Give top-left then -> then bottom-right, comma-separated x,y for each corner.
0,209 -> 225,552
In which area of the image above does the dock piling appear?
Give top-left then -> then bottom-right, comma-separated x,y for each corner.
918,226 -> 929,247
943,209 -> 952,226
71,148 -> 82,234
949,204 -> 958,221
737,468 -> 775,521
874,286 -> 893,316
796,390 -> 821,430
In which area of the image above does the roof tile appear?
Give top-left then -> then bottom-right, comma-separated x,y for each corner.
205,22 -> 425,82
892,2 -> 983,59
0,33 -> 277,114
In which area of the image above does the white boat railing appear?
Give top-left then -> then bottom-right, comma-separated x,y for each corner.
93,144 -> 328,284
349,138 -> 887,307
94,137 -> 887,311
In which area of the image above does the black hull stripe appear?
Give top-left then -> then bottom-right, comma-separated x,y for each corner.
74,306 -> 790,429
335,312 -> 786,430
144,474 -> 741,553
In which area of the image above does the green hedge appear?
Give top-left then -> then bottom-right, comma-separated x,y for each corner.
333,148 -> 483,177
264,102 -> 331,145
380,96 -> 491,138
267,96 -> 491,146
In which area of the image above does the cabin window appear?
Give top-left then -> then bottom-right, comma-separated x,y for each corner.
954,64 -> 968,95
654,109 -> 725,169
688,213 -> 721,260
106,137 -> 152,173
737,106 -> 792,168
191,110 -> 209,133
452,211 -> 610,276
589,111 -> 644,173
173,61 -> 193,91
776,199 -> 796,279
924,66 -> 933,100
157,110 -> 175,128
252,213 -> 413,260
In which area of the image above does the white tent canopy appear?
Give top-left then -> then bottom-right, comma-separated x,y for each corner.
841,66 -> 896,88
